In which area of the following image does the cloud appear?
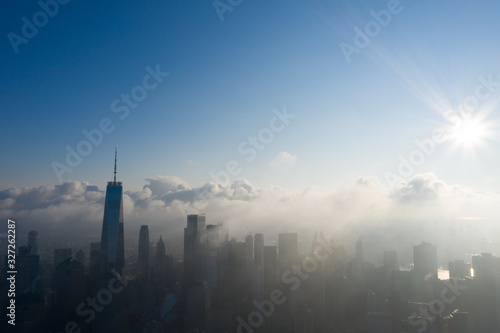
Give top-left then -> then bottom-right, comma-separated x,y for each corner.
270,151 -> 296,169
2,173 -> 500,265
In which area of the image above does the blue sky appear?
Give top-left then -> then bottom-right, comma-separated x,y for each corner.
2,0 -> 500,193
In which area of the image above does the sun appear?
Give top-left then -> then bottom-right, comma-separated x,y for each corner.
450,116 -> 486,147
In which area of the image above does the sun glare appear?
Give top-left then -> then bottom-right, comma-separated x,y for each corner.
450,117 -> 486,147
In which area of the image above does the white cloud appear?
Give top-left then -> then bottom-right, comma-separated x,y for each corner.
270,151 -> 296,169
2,173 -> 500,264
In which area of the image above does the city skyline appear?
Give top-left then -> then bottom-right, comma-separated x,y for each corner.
3,1 -> 500,264
3,1 -> 500,331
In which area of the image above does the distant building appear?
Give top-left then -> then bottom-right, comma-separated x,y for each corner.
183,214 -> 206,286
449,259 -> 471,279
138,225 -> 150,280
253,233 -> 264,301
52,258 -> 86,326
383,250 -> 399,272
356,238 -> 364,262
413,242 -> 437,278
54,248 -> 72,267
263,245 -> 278,295
89,241 -> 105,281
472,253 -> 500,279
28,231 -> 38,255
278,233 -> 298,275
75,249 -> 85,267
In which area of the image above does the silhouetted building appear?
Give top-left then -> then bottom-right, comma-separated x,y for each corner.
54,248 -> 72,267
253,233 -> 264,301
154,236 -> 175,304
472,253 -> 500,279
28,231 -> 38,255
383,250 -> 399,272
278,233 -> 298,274
90,241 -> 106,281
183,214 -> 206,286
413,242 -> 437,278
100,147 -> 125,275
356,238 -> 364,262
185,281 -> 211,331
93,271 -> 129,333
51,258 -> 86,330
449,259 -> 471,279
138,225 -> 150,280
264,245 -> 278,295
12,245 -> 40,294
75,249 -> 85,268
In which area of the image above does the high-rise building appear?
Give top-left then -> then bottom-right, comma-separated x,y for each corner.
28,231 -> 38,255
264,245 -> 278,294
413,242 -> 437,278
154,236 -> 171,304
100,147 -> 125,275
138,225 -> 150,279
254,233 -> 264,267
449,259 -> 471,279
383,250 -> 399,272
52,258 -> 86,325
472,253 -> 500,279
253,233 -> 264,301
355,238 -> 363,262
54,248 -> 72,267
75,249 -> 85,267
184,214 -> 206,286
278,233 -> 298,274
11,245 -> 40,294
89,242 -> 105,281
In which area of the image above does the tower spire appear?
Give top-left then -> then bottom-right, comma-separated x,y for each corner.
113,145 -> 117,184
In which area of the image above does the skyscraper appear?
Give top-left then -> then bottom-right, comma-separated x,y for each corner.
278,233 -> 298,274
54,248 -> 72,267
413,242 -> 437,278
100,147 -> 125,275
253,233 -> 264,301
28,231 -> 38,255
183,214 -> 206,286
138,225 -> 150,280
355,238 -> 363,262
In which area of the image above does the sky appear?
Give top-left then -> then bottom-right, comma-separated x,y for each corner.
2,0 -> 500,263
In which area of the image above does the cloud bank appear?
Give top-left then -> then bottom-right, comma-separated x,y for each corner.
2,173 -> 500,265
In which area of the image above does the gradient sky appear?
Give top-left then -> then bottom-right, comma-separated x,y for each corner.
2,0 -> 500,193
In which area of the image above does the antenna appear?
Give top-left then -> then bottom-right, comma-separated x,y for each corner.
113,145 -> 117,184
